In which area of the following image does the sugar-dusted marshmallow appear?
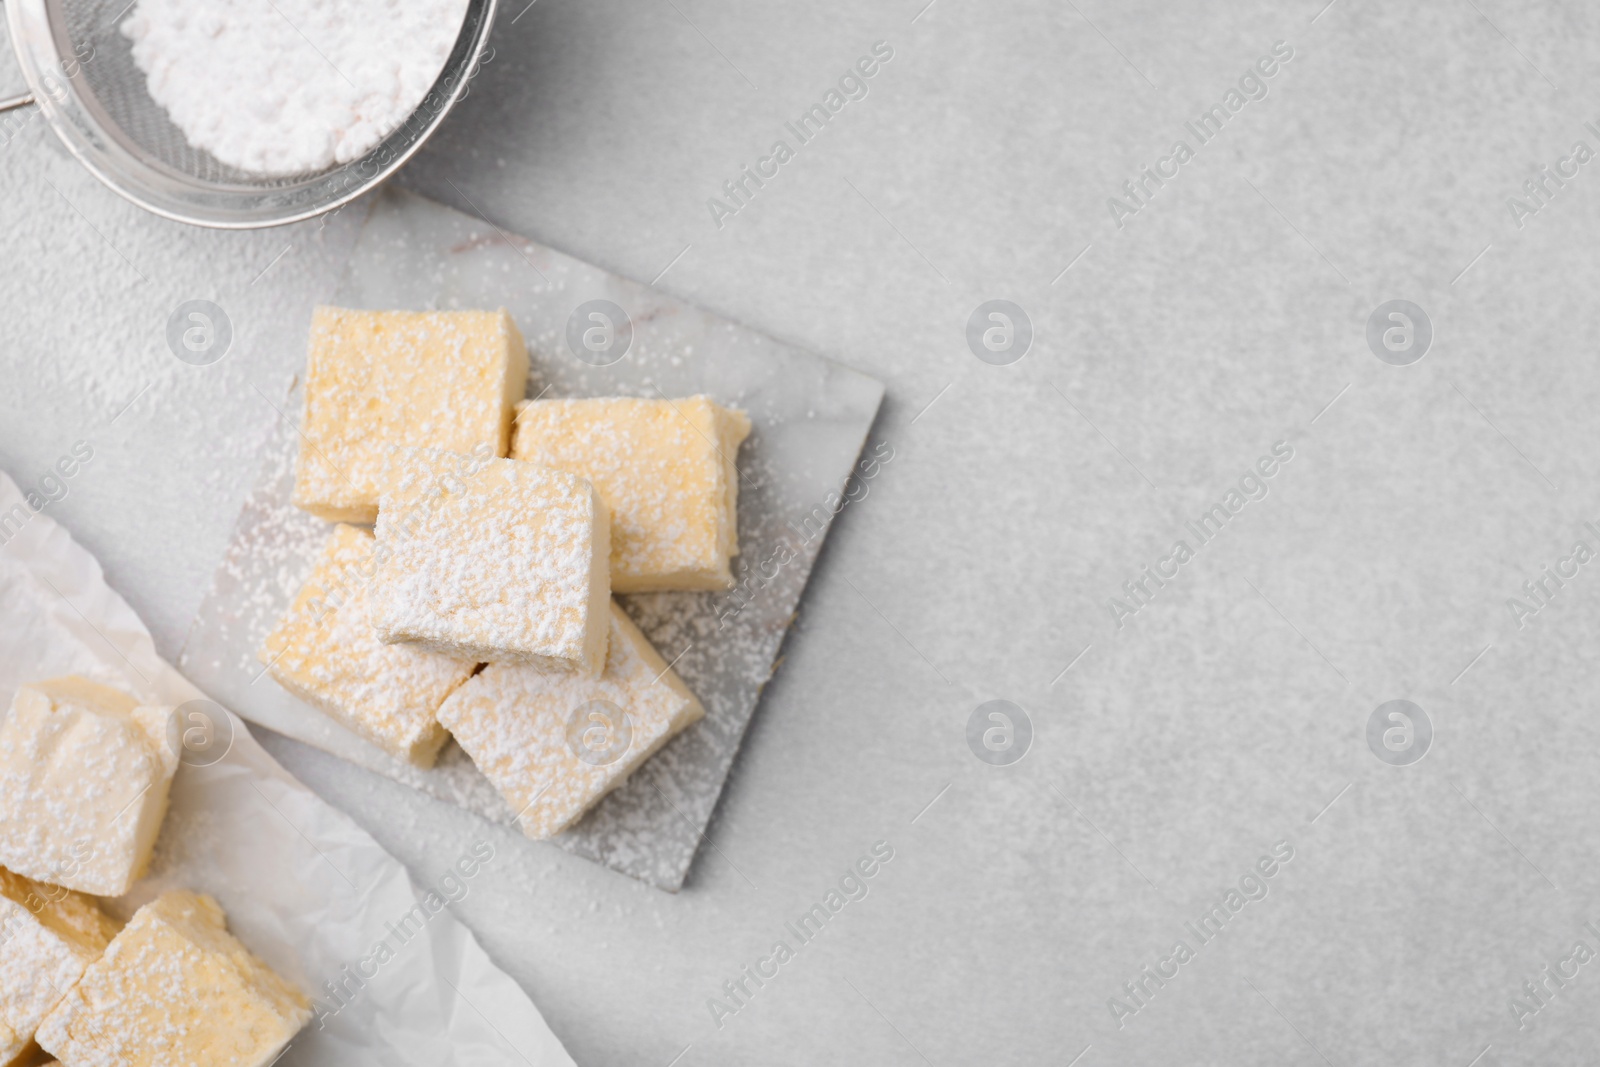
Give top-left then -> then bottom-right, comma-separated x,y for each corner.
436,601 -> 703,838
511,396 -> 751,592
0,868 -> 119,1066
369,449 -> 610,673
37,891 -> 309,1067
260,523 -> 476,767
292,307 -> 529,523
0,678 -> 177,897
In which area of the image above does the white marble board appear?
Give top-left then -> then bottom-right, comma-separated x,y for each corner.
178,186 -> 884,891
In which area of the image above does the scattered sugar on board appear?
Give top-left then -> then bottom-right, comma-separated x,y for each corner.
122,0 -> 470,176
188,265 -> 847,886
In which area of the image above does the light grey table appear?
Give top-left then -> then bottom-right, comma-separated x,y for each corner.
5,2 -> 1600,1064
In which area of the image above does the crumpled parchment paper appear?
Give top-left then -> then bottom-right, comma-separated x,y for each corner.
0,469 -> 575,1066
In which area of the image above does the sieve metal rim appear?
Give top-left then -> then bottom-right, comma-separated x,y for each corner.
2,0 -> 497,229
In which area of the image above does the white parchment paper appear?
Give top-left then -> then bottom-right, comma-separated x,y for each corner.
0,469 -> 575,1067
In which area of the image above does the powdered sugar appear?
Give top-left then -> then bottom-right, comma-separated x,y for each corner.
121,0 -> 470,176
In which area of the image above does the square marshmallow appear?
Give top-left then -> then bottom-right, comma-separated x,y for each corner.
0,678 -> 177,897
369,449 -> 610,673
436,601 -> 704,839
511,396 -> 751,591
260,523 -> 476,767
292,307 -> 529,523
37,891 -> 309,1067
0,867 -> 119,1066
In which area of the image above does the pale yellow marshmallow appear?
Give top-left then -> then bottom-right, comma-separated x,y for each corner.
37,891 -> 310,1067
0,678 -> 177,897
261,523 -> 476,767
292,307 -> 529,523
436,601 -> 704,839
369,449 -> 610,673
0,868 -> 119,1066
511,396 -> 751,592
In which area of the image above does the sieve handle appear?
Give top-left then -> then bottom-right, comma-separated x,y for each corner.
1,0 -> 35,111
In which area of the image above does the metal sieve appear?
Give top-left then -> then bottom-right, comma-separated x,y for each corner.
2,0 -> 496,228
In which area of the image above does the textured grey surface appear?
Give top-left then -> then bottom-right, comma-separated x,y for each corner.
5,1 -> 1600,1064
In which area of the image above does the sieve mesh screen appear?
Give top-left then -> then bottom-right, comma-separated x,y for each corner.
12,0 -> 495,225
60,0 -> 309,185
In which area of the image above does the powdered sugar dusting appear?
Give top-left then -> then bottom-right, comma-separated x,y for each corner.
121,0 -> 471,176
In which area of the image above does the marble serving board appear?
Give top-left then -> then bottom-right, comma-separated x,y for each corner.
179,186 -> 884,891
